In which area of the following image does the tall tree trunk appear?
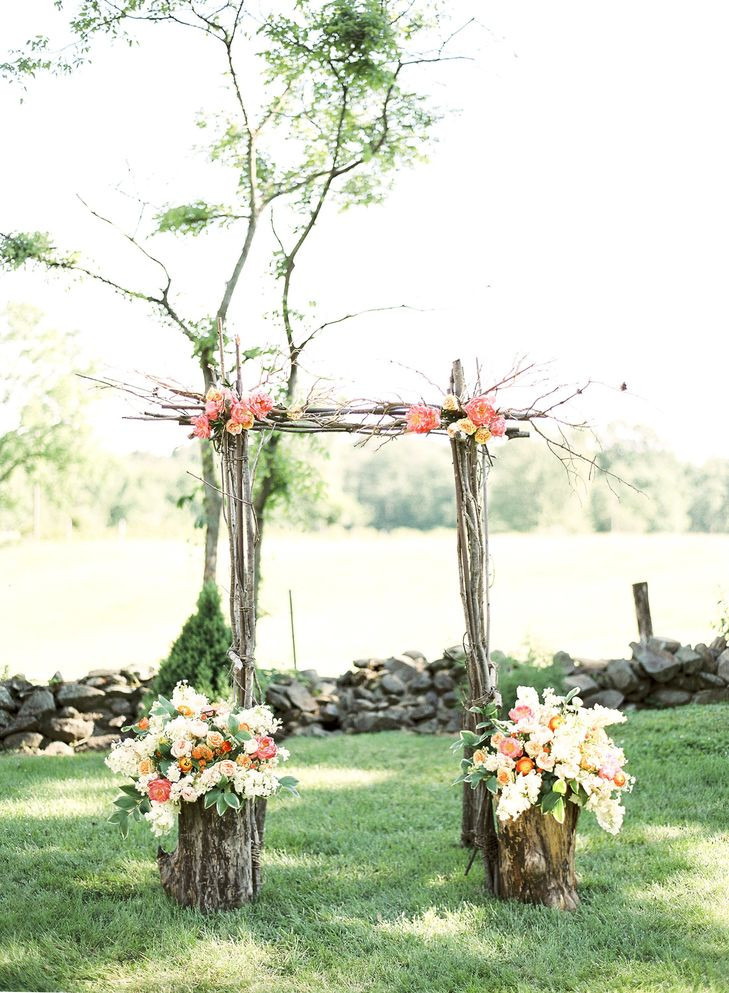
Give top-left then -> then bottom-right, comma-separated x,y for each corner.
200,355 -> 222,584
251,432 -> 280,613
494,803 -> 580,910
200,439 -> 221,584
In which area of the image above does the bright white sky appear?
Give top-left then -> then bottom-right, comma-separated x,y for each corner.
1,0 -> 727,460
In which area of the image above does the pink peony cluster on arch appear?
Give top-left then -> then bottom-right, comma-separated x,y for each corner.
404,392 -> 507,442
191,385 -> 275,445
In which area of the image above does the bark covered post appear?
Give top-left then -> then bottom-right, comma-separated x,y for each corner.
633,581 -> 653,644
158,332 -> 265,911
449,359 -> 499,892
449,358 -> 580,909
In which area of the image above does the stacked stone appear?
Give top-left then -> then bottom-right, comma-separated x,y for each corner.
562,635 -> 729,711
0,668 -> 155,753
265,648 -> 466,737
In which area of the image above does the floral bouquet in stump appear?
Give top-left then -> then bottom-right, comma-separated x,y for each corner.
455,686 -> 633,909
106,681 -> 297,911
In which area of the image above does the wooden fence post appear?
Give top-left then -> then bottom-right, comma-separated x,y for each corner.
632,581 -> 653,643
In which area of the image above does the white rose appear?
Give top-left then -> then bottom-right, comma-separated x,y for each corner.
244,738 -> 259,755
171,738 -> 191,758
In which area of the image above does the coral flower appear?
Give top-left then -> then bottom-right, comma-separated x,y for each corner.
225,419 -> 243,435
254,736 -> 277,761
191,415 -> 211,439
489,415 -> 506,438
148,778 -> 172,803
405,404 -> 441,434
230,402 -> 255,429
249,390 -> 274,419
496,767 -> 513,786
508,704 -> 535,724
463,395 -> 496,427
498,737 -> 524,760
137,718 -> 149,731
220,740 -> 232,754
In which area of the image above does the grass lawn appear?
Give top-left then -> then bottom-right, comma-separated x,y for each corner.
1,706 -> 728,993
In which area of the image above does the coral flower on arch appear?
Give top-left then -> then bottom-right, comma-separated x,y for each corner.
191,415 -> 211,440
463,395 -> 496,427
405,404 -> 441,434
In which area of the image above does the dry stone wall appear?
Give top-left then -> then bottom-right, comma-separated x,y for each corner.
560,634 -> 729,711
2,633 -> 727,754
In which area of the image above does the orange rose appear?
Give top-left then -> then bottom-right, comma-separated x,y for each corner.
179,756 -> 193,773
198,760 -> 207,769
548,715 -> 564,732
515,757 -> 535,776
220,741 -> 232,753
236,754 -> 252,768
472,749 -> 487,766
613,771 -> 626,788
177,705 -> 193,717
138,758 -> 153,776
207,731 -> 224,750
137,717 -> 149,731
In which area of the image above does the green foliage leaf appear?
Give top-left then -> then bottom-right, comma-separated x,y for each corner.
155,201 -> 237,237
551,796 -> 566,824
224,791 -> 240,810
204,790 -> 221,810
541,790 -> 563,815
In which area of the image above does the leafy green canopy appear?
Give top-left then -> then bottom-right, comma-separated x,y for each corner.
0,1 -> 457,558
155,582 -> 232,702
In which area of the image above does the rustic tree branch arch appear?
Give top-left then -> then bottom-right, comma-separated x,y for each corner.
96,334 -> 607,912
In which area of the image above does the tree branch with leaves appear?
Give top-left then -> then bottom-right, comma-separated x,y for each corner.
1,0 -> 466,586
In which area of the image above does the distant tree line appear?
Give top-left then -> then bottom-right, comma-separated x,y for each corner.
343,431 -> 729,534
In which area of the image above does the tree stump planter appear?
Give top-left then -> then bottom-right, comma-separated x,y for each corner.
158,797 -> 266,913
494,802 -> 580,911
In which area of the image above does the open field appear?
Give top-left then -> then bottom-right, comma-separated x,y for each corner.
1,530 -> 727,682
0,706 -> 727,993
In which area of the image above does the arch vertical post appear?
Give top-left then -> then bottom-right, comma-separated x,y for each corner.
449,358 -> 499,893
157,331 -> 266,910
